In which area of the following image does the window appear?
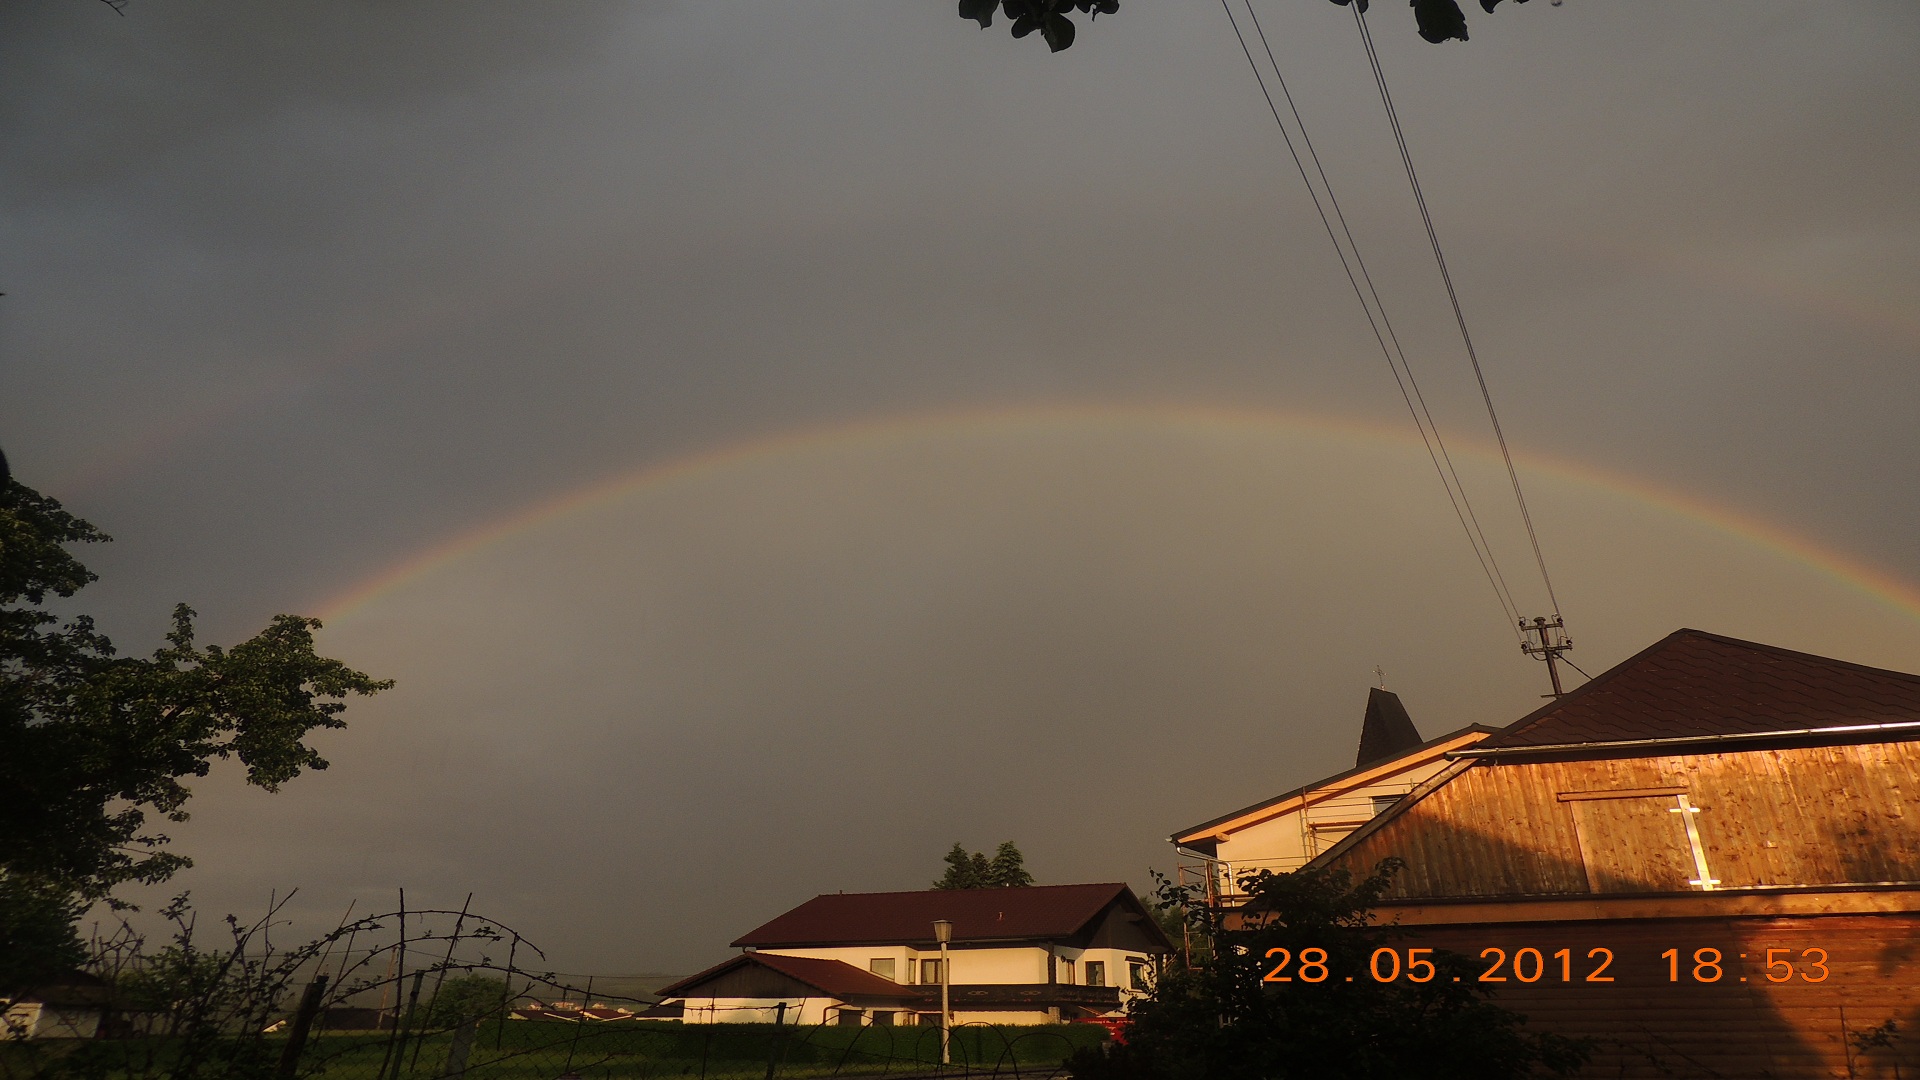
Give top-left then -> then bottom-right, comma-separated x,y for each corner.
920,958 -> 944,984
1084,961 -> 1106,987
870,1011 -> 895,1027
1128,961 -> 1149,990
836,1008 -> 864,1026
1558,788 -> 1712,893
1370,794 -> 1402,816
869,958 -> 896,981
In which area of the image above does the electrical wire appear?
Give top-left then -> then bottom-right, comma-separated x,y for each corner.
1219,0 -> 1525,637
1350,4 -> 1564,619
1238,0 -> 1530,634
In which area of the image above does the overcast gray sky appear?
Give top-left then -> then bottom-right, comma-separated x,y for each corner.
4,1 -> 1917,977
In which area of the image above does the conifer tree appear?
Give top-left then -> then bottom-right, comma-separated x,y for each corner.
933,841 -> 1033,889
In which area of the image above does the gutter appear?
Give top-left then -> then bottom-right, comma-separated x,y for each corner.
1449,719 -> 1920,759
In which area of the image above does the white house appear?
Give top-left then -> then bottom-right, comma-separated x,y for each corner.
2,973 -> 111,1041
657,883 -> 1173,1026
1170,688 -> 1496,906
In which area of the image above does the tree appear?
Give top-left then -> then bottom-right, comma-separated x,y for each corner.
985,840 -> 1034,887
958,0 -> 1118,54
0,477 -> 392,993
932,841 -> 1034,889
426,973 -> 512,1028
0,873 -> 88,998
1067,860 -> 1588,1079
934,843 -> 991,889
958,0 -> 1529,51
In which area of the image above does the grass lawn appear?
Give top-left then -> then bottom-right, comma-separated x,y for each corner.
6,1020 -> 1107,1079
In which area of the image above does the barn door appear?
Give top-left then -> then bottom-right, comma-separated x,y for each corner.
1563,790 -> 1698,894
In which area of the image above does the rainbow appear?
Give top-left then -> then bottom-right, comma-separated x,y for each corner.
316,403 -> 1920,626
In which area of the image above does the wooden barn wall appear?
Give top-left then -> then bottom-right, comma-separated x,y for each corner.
1400,913 -> 1920,1079
1329,741 -> 1920,899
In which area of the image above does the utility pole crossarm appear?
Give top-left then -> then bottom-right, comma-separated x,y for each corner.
1519,615 -> 1574,698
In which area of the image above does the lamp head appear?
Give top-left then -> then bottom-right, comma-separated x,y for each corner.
932,919 -> 953,944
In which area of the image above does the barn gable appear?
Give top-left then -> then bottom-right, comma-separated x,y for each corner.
1314,631 -> 1920,901
1297,631 -> 1920,1078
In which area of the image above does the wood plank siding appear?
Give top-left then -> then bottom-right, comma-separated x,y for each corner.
1398,913 -> 1920,1078
1325,741 -> 1920,900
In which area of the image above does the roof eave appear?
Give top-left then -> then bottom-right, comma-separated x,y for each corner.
1450,719 -> 1920,760
734,934 -> 1071,950
1169,724 -> 1499,843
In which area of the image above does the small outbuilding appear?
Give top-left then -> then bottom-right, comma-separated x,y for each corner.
2,972 -> 112,1040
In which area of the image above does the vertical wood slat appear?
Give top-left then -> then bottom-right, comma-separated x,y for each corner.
1398,913 -> 1920,1079
1336,740 -> 1920,899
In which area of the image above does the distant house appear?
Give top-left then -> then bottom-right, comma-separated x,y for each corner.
1170,687 -> 1495,905
657,883 -> 1173,1026
507,1001 -> 640,1022
1304,629 -> 1920,1078
2,972 -> 112,1040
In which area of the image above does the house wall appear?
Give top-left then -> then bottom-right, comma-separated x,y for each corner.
678,996 -> 844,1026
1209,756 -> 1459,878
1055,948 -> 1154,993
1390,910 -> 1920,1079
952,1009 -> 1054,1026
753,946 -> 923,982
1326,741 -> 1920,900
2,1002 -> 102,1040
758,946 -> 1048,985
1076,904 -> 1171,955
756,944 -> 1152,996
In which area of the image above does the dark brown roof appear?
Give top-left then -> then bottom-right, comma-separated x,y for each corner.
16,971 -> 112,1007
730,883 -> 1157,949
656,953 -> 911,1000
1475,629 -> 1920,751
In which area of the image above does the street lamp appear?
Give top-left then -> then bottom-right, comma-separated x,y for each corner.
932,919 -> 953,1065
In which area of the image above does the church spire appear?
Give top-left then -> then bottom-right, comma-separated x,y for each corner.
1356,686 -> 1423,768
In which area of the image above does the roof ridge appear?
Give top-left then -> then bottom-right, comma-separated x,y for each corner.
1674,627 -> 1920,682
658,952 -> 904,1000
1479,628 -> 1920,751
799,882 -> 1128,901
1481,629 -> 1690,746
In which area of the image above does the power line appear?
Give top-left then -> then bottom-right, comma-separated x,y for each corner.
1218,0 -> 1525,637
1350,4 -> 1564,619
1237,0 -> 1530,631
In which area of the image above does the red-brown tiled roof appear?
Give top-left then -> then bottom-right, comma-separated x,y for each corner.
730,883 -> 1153,948
655,953 -> 912,1000
1477,629 -> 1920,750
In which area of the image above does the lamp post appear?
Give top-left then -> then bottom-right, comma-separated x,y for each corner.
932,919 -> 953,1065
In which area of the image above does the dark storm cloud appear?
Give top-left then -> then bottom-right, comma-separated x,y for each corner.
0,1 -> 629,197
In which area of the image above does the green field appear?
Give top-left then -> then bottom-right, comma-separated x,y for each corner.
5,1020 -> 1107,1080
